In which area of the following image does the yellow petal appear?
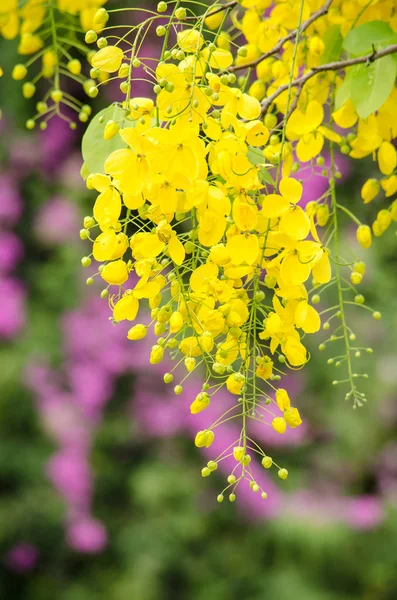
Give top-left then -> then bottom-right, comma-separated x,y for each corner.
279,206 -> 310,240
168,235 -> 185,266
312,250 -> 331,283
238,93 -> 261,120
332,99 -> 357,129
226,234 -> 259,265
91,46 -> 124,73
296,132 -> 324,162
279,177 -> 302,204
101,260 -> 129,285
190,263 -> 218,293
281,253 -> 312,285
260,193 -> 290,218
113,294 -> 139,321
378,141 -> 397,176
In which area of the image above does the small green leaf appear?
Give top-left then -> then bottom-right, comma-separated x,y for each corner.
247,147 -> 274,184
247,146 -> 266,165
320,25 -> 343,65
343,20 -> 397,55
335,70 -> 353,110
350,54 -> 397,119
82,104 -> 135,175
258,166 -> 275,186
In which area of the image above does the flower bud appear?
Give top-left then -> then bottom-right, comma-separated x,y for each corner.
12,64 -> 27,80
22,82 -> 35,98
85,30 -> 97,44
261,456 -> 273,469
150,344 -> 164,364
93,8 -> 109,24
278,468 -> 288,480
361,178 -> 380,203
356,224 -> 372,249
103,119 -> 120,140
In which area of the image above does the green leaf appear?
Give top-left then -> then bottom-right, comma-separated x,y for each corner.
247,146 -> 266,165
350,55 -> 397,119
335,70 -> 353,110
320,25 -> 343,65
81,104 -> 135,174
343,20 -> 397,55
258,166 -> 275,186
246,146 -> 275,184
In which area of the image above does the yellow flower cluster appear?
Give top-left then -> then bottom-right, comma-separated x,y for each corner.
0,0 -> 107,128
239,0 -> 397,240
78,0 -> 394,500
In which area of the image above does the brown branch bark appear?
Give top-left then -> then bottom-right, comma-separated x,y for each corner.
229,0 -> 333,73
261,43 -> 397,114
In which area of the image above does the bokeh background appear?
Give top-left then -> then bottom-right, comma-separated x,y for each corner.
1,9 -> 397,599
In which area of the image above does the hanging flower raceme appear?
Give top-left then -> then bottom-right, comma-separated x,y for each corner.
76,0 -> 393,502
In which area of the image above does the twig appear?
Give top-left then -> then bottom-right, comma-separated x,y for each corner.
229,0 -> 333,73
261,43 -> 397,114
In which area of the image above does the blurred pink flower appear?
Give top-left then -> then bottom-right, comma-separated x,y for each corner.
0,174 -> 23,226
345,495 -> 383,529
67,518 -> 108,553
0,277 -> 26,338
5,543 -> 38,573
34,196 -> 80,245
0,231 -> 23,273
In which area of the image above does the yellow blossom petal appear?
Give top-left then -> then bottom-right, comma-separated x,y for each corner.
226,234 -> 259,265
168,235 -> 185,266
113,294 -> 139,321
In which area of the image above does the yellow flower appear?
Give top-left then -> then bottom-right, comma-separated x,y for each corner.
179,337 -> 202,357
177,29 -> 204,53
190,392 -> 211,414
276,388 -> 290,411
127,324 -> 147,340
361,179 -> 380,204
93,231 -> 127,262
226,234 -> 259,266
101,260 -> 129,285
378,142 -> 397,176
284,407 -> 302,428
91,46 -> 124,73
150,344 -> 164,364
113,292 -> 139,321
169,311 -> 184,333
226,373 -> 244,395
356,225 -> 372,249
195,430 -> 215,448
272,417 -> 287,434
295,300 -> 321,333
93,188 -> 121,231
286,101 -> 325,162
256,356 -> 273,380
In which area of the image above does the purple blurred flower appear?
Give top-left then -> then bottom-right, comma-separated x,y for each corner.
345,495 -> 383,530
0,174 -> 23,226
67,517 -> 108,553
34,196 -> 80,245
47,449 -> 92,512
9,135 -> 42,175
5,543 -> 38,573
0,231 -> 23,273
0,277 -> 26,338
